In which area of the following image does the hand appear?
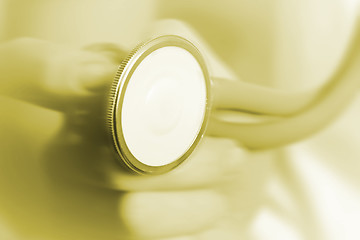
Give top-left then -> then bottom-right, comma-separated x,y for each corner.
0,38 -> 273,240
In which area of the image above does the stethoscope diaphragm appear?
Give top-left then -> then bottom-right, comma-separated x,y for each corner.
108,35 -> 211,174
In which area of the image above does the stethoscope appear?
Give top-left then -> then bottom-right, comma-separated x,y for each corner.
107,21 -> 360,175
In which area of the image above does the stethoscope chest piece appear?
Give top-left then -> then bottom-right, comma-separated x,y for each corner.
108,35 -> 211,174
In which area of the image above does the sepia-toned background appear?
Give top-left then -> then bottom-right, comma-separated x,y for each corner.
1,0 -> 360,239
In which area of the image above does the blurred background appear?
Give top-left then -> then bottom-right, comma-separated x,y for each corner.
1,0 -> 360,239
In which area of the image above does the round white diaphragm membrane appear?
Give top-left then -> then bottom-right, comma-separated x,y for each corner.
121,46 -> 207,167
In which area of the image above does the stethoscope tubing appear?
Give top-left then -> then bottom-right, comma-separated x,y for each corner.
209,16 -> 360,149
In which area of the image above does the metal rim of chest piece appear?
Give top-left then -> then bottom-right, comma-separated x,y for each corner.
107,35 -> 211,175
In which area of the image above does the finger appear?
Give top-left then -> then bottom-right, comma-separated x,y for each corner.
119,190 -> 228,239
83,42 -> 128,64
0,38 -> 121,110
103,137 -> 248,191
44,45 -> 119,96
41,47 -> 119,111
79,42 -> 127,91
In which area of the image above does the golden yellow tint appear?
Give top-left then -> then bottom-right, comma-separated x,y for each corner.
1,1 -> 360,240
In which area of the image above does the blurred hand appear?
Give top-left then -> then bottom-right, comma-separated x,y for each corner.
0,38 -> 272,240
